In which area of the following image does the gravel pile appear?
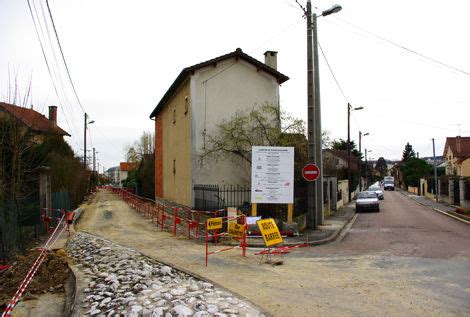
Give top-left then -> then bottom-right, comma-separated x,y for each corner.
66,232 -> 263,317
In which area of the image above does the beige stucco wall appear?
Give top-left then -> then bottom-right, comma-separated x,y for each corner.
458,158 -> 470,177
160,80 -> 192,206
190,58 -> 281,187
338,180 -> 349,206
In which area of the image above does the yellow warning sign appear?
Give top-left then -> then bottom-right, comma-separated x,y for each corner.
207,217 -> 223,230
257,218 -> 283,246
228,222 -> 244,238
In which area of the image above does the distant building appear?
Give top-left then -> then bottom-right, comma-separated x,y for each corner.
443,136 -> 470,177
119,162 -> 136,187
106,166 -> 120,185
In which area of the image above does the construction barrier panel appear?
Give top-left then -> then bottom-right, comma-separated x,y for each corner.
205,215 -> 247,266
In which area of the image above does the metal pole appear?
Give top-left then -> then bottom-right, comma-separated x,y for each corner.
347,103 -> 351,201
313,9 -> 324,226
359,131 -> 362,191
84,113 -> 87,169
432,138 -> 439,202
306,0 -> 315,228
93,147 -> 96,173
364,148 -> 368,188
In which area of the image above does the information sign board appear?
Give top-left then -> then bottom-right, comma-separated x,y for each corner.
228,222 -> 244,238
206,217 -> 223,230
251,146 -> 294,204
257,218 -> 283,246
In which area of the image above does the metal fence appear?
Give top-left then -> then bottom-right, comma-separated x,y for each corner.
465,181 -> 470,200
193,184 -> 251,211
440,178 -> 449,196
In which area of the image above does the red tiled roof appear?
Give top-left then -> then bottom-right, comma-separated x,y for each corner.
120,162 -> 136,171
443,137 -> 470,157
0,102 -> 70,136
150,48 -> 289,118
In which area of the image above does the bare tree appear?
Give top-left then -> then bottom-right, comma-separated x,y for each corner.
199,103 -> 305,165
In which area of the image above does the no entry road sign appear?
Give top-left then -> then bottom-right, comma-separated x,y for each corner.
302,163 -> 320,182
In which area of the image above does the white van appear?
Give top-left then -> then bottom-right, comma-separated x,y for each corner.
383,176 -> 395,191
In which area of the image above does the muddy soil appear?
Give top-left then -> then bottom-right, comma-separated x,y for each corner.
0,250 -> 70,308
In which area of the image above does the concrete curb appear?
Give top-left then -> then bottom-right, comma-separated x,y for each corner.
432,208 -> 470,225
397,189 -> 469,226
246,209 -> 357,248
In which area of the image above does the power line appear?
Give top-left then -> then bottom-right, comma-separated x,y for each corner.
333,17 -> 470,77
27,0 -> 78,147
45,0 -> 86,114
318,41 -> 349,102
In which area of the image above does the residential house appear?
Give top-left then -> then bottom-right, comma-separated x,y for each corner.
0,102 -> 70,140
149,48 -> 289,206
119,162 -> 136,187
323,149 -> 361,174
106,166 -> 120,186
443,136 -> 470,177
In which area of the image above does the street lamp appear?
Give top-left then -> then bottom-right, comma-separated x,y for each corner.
84,113 -> 94,169
359,131 -> 369,190
347,103 -> 364,201
305,0 -> 342,229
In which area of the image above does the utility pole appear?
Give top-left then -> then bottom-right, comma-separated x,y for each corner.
359,131 -> 362,191
93,147 -> 96,173
84,113 -> 87,169
347,103 -> 351,201
364,148 -> 368,188
301,0 -> 341,229
432,138 -> 439,202
358,131 -> 369,191
312,7 -> 324,226
306,0 -> 316,228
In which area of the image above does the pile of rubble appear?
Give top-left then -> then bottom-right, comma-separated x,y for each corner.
66,232 -> 263,316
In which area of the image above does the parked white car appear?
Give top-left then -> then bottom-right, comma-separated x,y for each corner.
368,184 -> 384,200
356,191 -> 380,212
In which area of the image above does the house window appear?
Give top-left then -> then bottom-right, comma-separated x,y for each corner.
184,96 -> 189,115
173,159 -> 176,175
172,108 -> 176,124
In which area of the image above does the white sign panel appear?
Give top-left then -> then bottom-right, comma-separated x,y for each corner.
251,146 -> 294,204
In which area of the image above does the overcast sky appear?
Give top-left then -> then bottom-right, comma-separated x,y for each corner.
1,0 -> 469,170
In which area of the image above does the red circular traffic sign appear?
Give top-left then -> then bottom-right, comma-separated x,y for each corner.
302,163 -> 320,182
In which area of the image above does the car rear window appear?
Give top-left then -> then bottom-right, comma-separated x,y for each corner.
358,192 -> 377,199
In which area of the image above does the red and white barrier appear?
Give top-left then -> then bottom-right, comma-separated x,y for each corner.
2,214 -> 66,316
205,215 -> 247,266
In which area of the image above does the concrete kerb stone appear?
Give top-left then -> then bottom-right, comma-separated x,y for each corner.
246,206 -> 357,248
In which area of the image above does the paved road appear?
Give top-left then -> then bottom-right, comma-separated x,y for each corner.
75,189 -> 470,316
315,190 -> 470,259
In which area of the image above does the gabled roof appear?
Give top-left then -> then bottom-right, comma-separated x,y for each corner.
149,48 -> 289,119
0,102 -> 70,136
443,136 -> 470,158
120,162 -> 136,172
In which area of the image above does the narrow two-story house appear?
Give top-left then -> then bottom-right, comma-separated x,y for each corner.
149,48 -> 289,206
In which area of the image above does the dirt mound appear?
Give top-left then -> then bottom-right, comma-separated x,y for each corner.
0,249 -> 70,306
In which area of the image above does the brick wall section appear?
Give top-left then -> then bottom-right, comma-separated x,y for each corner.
155,115 -> 163,197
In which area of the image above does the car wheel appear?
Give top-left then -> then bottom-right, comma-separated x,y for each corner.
376,206 -> 380,212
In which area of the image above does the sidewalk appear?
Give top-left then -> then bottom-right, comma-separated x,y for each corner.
246,204 -> 356,247
396,188 -> 470,225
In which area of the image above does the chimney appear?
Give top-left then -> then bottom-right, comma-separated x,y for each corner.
49,106 -> 57,126
456,136 -> 461,154
264,50 -> 278,70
